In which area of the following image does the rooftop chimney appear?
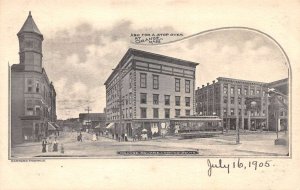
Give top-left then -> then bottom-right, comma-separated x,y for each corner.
213,80 -> 215,84
202,85 -> 205,88
207,83 -> 209,86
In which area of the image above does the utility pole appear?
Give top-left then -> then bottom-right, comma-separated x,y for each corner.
85,106 -> 92,132
113,68 -> 129,138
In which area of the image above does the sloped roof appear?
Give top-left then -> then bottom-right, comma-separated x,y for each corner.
17,11 -> 43,36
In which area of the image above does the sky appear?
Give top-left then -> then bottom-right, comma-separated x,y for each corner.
0,0 -> 293,120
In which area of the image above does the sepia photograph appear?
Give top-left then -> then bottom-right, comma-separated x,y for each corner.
8,11 -> 289,159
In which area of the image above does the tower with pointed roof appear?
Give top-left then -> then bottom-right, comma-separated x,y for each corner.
17,11 -> 43,72
10,12 -> 57,146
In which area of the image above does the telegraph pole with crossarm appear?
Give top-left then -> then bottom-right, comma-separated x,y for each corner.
85,106 -> 92,132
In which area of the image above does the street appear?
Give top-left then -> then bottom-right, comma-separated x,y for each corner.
11,131 -> 289,158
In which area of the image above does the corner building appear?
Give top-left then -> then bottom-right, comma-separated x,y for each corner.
104,48 -> 198,137
10,12 -> 57,145
196,77 -> 269,131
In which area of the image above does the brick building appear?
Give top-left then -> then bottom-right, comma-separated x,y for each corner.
104,48 -> 198,137
10,12 -> 57,145
267,78 -> 288,131
196,77 -> 269,131
79,113 -> 106,131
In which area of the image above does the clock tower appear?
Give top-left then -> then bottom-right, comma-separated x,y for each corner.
17,11 -> 43,72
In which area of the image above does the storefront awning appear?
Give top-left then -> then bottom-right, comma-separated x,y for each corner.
95,123 -> 101,129
48,122 -> 56,131
106,123 -> 114,129
54,123 -> 62,131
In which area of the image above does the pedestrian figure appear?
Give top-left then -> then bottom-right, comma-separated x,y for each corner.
79,132 -> 83,142
47,136 -> 52,152
53,137 -> 58,152
125,133 -> 128,142
92,133 -> 97,141
121,134 -> 125,142
42,138 -> 47,153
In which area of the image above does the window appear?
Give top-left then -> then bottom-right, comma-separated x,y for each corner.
230,109 -> 234,115
140,73 -> 147,88
129,93 -> 132,104
165,95 -> 170,105
185,109 -> 191,116
141,108 -> 147,118
153,75 -> 159,89
250,89 -> 254,95
175,109 -> 181,116
129,108 -> 132,118
185,97 -> 191,106
223,87 -> 228,94
230,97 -> 234,104
238,98 -> 241,105
230,87 -> 234,94
35,107 -> 41,116
223,108 -> 227,115
26,100 -> 33,115
223,96 -> 228,104
27,79 -> 33,92
238,109 -> 242,116
175,78 -> 180,92
153,108 -> 159,118
185,80 -> 191,93
153,94 -> 159,105
244,89 -> 248,95
263,91 -> 266,96
165,109 -> 170,118
237,88 -> 241,95
129,73 -> 132,89
36,82 -> 40,93
140,93 -> 147,104
175,96 -> 181,106
256,90 -> 260,95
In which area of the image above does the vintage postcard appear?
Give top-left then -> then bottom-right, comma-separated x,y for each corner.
1,0 -> 300,189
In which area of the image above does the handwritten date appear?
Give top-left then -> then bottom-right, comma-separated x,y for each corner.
207,159 -> 273,176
